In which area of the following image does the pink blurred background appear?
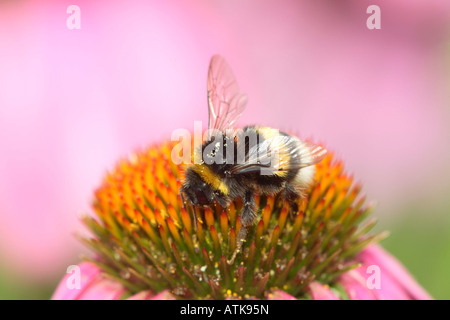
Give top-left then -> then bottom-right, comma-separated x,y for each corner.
1,0 -> 450,298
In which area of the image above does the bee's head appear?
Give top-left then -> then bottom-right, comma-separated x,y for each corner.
181,168 -> 214,207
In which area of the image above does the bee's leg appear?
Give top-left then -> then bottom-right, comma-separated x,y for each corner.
180,188 -> 187,211
192,205 -> 199,231
228,190 -> 256,264
289,201 -> 299,221
284,184 -> 300,221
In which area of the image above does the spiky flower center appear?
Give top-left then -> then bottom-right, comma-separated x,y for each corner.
81,140 -> 383,299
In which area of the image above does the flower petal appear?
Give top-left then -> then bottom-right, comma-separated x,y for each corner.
51,262 -> 128,300
267,290 -> 298,300
308,282 -> 340,300
77,277 -> 127,300
350,244 -> 432,300
51,262 -> 102,300
338,269 -> 378,300
127,290 -> 154,300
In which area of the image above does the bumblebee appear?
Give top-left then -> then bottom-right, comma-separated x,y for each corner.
180,55 -> 327,263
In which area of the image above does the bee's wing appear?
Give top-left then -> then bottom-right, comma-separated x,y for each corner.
300,141 -> 328,166
231,136 -> 327,175
207,55 -> 248,136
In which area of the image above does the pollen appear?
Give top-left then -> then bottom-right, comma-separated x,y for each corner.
81,139 -> 385,300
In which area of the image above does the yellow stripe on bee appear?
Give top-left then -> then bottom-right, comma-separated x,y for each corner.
274,168 -> 288,177
192,164 -> 229,195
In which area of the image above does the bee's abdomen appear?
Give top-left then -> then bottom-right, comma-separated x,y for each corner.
253,126 -> 316,191
254,126 -> 300,177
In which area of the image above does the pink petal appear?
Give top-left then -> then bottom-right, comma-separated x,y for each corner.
340,265 -> 411,300
51,262 -> 102,300
267,290 -> 298,300
76,277 -> 127,300
308,282 -> 340,300
51,261 -> 127,300
338,269 -> 378,300
356,245 -> 432,300
127,290 -> 154,300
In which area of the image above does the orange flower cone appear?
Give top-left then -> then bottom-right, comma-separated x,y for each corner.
52,139 -> 431,300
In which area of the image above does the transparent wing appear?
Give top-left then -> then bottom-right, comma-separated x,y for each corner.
231,135 -> 327,176
301,141 -> 328,166
207,55 -> 248,136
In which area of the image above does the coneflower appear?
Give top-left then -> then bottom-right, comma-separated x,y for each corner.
52,139 -> 431,300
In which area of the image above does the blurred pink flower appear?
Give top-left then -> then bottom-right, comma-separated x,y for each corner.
52,245 -> 431,300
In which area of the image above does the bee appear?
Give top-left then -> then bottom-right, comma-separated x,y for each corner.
180,55 -> 327,263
